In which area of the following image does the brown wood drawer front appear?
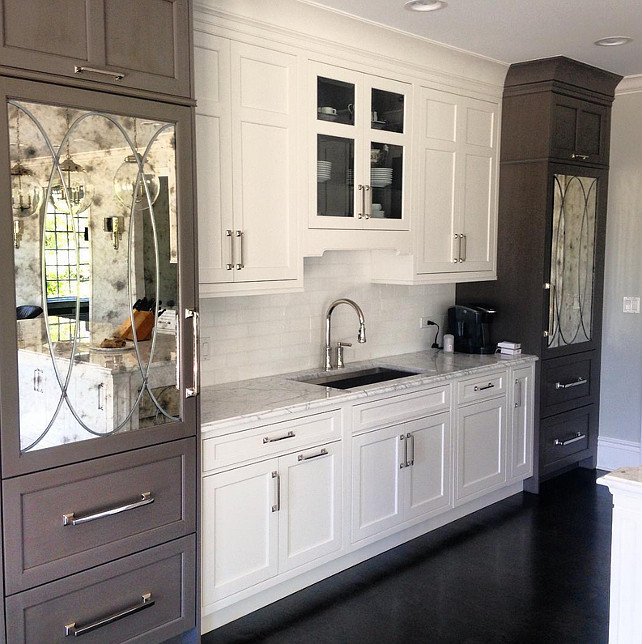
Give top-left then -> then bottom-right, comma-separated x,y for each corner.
541,354 -> 595,416
3,438 -> 196,594
5,535 -> 195,644
352,385 -> 450,435
541,406 -> 594,467
202,410 -> 341,473
457,370 -> 507,406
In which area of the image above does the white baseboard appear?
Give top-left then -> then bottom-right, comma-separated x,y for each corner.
597,436 -> 641,471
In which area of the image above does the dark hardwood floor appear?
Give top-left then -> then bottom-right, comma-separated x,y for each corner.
203,468 -> 613,644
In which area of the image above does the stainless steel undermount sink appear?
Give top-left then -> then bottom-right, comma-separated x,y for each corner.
296,366 -> 421,390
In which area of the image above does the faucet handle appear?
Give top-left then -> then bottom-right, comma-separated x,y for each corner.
336,342 -> 352,369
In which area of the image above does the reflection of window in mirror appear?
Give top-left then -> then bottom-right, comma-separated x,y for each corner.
44,201 -> 90,342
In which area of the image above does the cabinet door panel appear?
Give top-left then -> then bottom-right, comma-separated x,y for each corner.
455,397 -> 507,504
278,442 -> 342,572
231,42 -> 298,283
510,366 -> 534,481
201,460 -> 279,606
405,413 -> 452,521
352,426 -> 404,542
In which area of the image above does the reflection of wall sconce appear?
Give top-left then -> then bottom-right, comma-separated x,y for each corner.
103,216 -> 124,250
13,219 -> 24,249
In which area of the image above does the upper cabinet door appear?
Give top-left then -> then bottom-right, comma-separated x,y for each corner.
416,87 -> 498,276
311,62 -> 410,231
551,96 -> 609,166
0,77 -> 198,477
0,0 -> 191,98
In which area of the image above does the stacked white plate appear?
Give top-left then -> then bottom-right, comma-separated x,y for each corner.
346,169 -> 354,186
317,160 -> 332,183
371,167 -> 393,188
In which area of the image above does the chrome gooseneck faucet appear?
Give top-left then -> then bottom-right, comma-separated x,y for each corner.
324,298 -> 366,370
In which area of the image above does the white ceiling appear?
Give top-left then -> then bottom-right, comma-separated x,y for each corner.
307,0 -> 642,78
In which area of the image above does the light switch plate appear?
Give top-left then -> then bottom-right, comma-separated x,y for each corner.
623,297 -> 640,314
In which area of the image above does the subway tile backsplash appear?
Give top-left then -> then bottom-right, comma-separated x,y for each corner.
199,251 -> 454,385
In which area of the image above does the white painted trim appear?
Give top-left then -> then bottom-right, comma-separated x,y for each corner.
597,436 -> 641,471
615,75 -> 642,95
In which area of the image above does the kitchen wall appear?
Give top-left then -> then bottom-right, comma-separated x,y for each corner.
199,250 -> 454,385
599,77 -> 642,468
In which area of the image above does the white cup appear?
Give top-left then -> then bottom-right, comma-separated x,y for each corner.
371,203 -> 382,212
318,106 -> 337,115
443,334 -> 454,353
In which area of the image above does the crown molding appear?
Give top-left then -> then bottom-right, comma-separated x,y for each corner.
616,75 -> 642,95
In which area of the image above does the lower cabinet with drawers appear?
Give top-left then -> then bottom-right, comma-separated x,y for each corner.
201,359 -> 536,633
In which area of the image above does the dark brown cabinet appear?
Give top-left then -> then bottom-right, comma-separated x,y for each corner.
0,0 -> 192,98
0,4 -> 199,639
456,57 -> 620,492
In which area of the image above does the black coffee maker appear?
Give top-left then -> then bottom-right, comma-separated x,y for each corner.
447,305 -> 497,354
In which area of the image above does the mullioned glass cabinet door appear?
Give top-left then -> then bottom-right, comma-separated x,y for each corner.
0,77 -> 198,477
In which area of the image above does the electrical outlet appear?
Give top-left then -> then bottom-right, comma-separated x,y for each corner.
201,336 -> 211,360
419,317 -> 435,329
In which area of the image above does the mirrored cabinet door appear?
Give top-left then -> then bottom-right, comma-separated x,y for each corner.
546,173 -> 599,351
0,78 -> 197,476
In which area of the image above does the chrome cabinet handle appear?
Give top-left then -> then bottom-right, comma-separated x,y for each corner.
571,153 -> 589,160
97,383 -> 105,410
460,233 -> 467,262
235,230 -> 244,270
65,593 -> 154,637
543,282 -> 555,338
298,448 -> 328,462
271,471 -> 280,512
263,430 -> 295,444
453,234 -> 460,263
364,185 -> 371,219
474,382 -> 494,392
554,432 -> 585,447
399,434 -> 407,469
225,229 -> 233,270
358,184 -> 365,219
406,432 -> 415,467
555,377 -> 588,390
185,308 -> 199,398
74,65 -> 126,81
63,492 -> 154,526
514,378 -> 522,408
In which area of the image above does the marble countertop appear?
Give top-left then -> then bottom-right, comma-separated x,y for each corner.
598,467 -> 642,494
201,349 -> 537,434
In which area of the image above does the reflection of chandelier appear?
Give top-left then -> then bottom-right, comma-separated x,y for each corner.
50,109 -> 94,214
113,119 -> 159,211
11,109 -> 43,219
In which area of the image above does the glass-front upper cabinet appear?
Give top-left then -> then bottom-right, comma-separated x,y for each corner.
0,78 -> 197,476
311,62 -> 410,230
545,172 -> 601,353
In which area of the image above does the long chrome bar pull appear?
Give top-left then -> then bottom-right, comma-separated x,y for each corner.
185,308 -> 199,398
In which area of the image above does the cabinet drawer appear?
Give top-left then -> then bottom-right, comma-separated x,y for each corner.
541,406 -> 595,468
2,439 -> 196,594
202,410 -> 341,472
457,370 -> 507,405
5,535 -> 195,644
352,385 -> 450,434
541,353 -> 596,416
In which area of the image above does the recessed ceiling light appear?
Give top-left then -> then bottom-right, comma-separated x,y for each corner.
594,36 -> 633,47
404,0 -> 447,12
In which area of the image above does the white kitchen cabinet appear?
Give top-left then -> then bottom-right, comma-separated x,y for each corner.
351,412 -> 451,543
202,459 -> 279,605
455,396 -> 507,505
509,364 -> 535,482
195,33 -> 301,296
201,441 -> 342,609
309,61 -> 411,233
371,87 -> 499,284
